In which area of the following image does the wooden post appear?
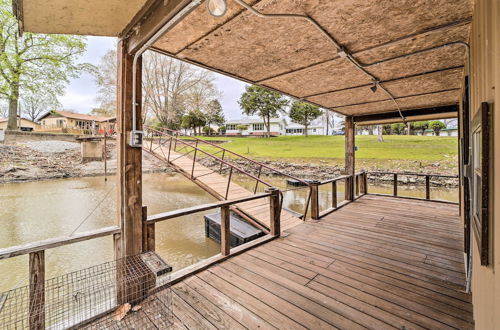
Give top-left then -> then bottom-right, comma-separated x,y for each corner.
332,181 -> 338,208
29,251 -> 45,330
267,187 -> 281,236
142,206 -> 155,252
363,172 -> 368,194
116,40 -> 143,258
393,173 -> 398,196
426,175 -> 431,200
310,181 -> 320,220
355,174 -> 360,196
345,116 -> 355,201
220,205 -> 230,256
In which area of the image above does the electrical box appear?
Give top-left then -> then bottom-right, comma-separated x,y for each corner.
129,130 -> 144,147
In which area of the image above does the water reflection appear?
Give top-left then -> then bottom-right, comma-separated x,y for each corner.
0,172 -> 458,292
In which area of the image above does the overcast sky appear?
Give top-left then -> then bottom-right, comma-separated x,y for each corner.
60,36 -> 248,120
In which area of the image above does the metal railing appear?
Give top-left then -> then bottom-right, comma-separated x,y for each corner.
143,127 -> 312,219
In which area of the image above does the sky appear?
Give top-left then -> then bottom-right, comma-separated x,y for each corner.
60,36 -> 248,120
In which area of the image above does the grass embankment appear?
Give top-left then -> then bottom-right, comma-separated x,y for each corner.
193,135 -> 458,173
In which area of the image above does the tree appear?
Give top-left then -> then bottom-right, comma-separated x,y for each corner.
289,101 -> 323,136
238,86 -> 288,137
205,99 -> 225,132
390,123 -> 405,135
180,110 -> 206,135
218,125 -> 226,134
322,110 -> 334,135
21,91 -> 60,121
413,121 -> 429,135
142,51 -> 218,129
429,120 -> 446,136
0,1 -> 92,129
377,125 -> 384,142
236,124 -> 248,134
90,107 -> 114,117
382,125 -> 392,135
94,48 -> 117,116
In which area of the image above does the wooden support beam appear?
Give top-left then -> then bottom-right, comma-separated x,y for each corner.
310,182 -> 320,220
426,175 -> 431,200
220,205 -> 230,256
124,0 -> 198,54
268,188 -> 281,236
142,206 -> 155,252
116,40 -> 143,257
345,116 -> 355,201
393,173 -> 398,196
354,105 -> 459,126
29,251 -> 45,330
332,181 -> 338,208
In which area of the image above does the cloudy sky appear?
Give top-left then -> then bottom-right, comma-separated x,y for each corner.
60,36 -> 248,120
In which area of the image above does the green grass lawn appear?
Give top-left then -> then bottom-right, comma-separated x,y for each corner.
191,135 -> 458,172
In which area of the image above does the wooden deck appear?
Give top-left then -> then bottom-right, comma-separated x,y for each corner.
148,143 -> 303,231
100,195 -> 473,329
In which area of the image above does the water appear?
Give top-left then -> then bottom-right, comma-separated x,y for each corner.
0,173 -> 458,292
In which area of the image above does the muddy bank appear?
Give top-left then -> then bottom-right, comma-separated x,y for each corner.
199,158 -> 459,188
0,141 -> 172,184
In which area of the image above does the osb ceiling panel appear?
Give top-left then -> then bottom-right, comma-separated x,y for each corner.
22,0 -> 148,36
262,58 -> 373,98
310,68 -> 463,109
153,0 -> 472,116
336,90 -> 460,115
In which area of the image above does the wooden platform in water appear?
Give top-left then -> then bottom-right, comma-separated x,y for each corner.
97,195 -> 473,329
148,144 -> 303,232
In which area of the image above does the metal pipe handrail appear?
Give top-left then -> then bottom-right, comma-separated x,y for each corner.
159,127 -> 310,185
144,127 -> 275,188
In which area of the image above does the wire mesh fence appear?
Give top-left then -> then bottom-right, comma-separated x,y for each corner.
0,253 -> 172,329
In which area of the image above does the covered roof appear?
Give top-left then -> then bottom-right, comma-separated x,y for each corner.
39,111 -> 116,122
16,0 -> 472,121
13,0 -> 149,36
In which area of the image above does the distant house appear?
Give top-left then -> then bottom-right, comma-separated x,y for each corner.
417,128 -> 458,136
285,123 -> 324,135
225,118 -> 287,136
38,111 -> 116,135
0,117 -> 40,131
225,117 -> 327,136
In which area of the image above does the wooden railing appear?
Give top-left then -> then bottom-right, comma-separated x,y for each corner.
367,171 -> 459,203
143,127 -> 311,219
142,190 -> 281,256
309,171 -> 368,220
0,226 -> 121,329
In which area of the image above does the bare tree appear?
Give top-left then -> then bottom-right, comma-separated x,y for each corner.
322,110 -> 335,135
94,48 -> 117,116
21,92 -> 59,121
142,51 -> 220,128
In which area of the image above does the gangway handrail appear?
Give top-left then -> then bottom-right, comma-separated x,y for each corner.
159,127 -> 310,186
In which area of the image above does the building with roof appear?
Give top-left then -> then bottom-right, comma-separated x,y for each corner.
0,117 -> 40,131
225,117 -> 325,136
38,111 -> 116,135
225,118 -> 287,136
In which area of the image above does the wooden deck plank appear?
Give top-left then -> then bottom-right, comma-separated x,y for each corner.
91,195 -> 473,329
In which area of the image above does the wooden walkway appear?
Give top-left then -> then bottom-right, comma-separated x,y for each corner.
148,143 -> 303,231
98,195 -> 473,329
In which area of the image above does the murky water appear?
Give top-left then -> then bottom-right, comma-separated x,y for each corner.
0,172 -> 458,292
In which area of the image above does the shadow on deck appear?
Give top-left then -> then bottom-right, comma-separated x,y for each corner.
93,195 -> 473,329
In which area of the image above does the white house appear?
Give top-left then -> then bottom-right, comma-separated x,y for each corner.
225,118 -> 287,136
285,123 -> 324,135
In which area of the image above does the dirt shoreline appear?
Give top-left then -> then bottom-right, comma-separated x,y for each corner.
0,141 -> 458,187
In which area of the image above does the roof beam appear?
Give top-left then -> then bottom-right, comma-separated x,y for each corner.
124,0 -> 194,54
354,105 -> 458,125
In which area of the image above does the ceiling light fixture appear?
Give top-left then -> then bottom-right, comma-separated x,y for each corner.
207,0 -> 228,17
